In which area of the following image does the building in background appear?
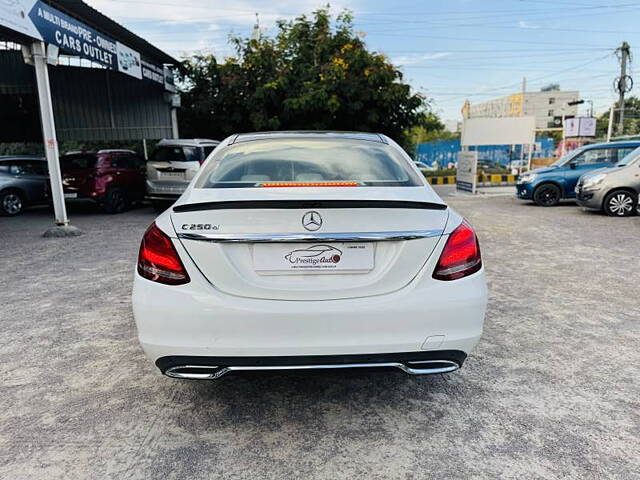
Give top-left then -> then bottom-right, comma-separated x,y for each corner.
466,87 -> 579,129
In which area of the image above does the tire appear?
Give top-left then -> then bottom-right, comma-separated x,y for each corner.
0,190 -> 24,216
603,190 -> 637,217
533,183 -> 561,207
102,187 -> 129,214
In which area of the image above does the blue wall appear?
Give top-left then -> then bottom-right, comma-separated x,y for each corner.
415,138 -> 555,168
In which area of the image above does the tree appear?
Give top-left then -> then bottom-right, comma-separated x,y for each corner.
178,8 -> 437,150
596,96 -> 640,138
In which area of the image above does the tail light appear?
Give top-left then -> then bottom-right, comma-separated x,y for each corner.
137,223 -> 190,285
433,221 -> 482,281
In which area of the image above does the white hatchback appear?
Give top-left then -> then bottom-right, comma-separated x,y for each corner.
132,132 -> 487,380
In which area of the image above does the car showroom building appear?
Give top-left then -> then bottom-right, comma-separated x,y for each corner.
0,0 -> 179,230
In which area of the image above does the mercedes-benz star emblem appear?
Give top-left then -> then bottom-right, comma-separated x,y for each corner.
302,211 -> 322,231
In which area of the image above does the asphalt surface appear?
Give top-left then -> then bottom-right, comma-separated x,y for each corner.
1,190 -> 639,479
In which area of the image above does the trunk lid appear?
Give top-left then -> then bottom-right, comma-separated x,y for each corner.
171,187 -> 449,300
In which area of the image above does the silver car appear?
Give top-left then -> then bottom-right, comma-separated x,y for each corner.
0,156 -> 48,216
576,147 -> 640,216
146,138 -> 219,210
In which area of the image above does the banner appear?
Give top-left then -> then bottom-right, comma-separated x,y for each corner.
2,0 -> 171,85
456,151 -> 478,194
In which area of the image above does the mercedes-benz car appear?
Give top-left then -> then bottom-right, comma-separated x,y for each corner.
132,131 -> 487,380
576,146 -> 640,216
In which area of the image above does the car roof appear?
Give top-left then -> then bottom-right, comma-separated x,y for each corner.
229,131 -> 387,145
0,155 -> 45,160
582,141 -> 640,149
157,138 -> 220,147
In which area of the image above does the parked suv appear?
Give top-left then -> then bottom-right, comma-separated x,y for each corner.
60,150 -> 146,213
0,156 -> 48,216
146,138 -> 219,211
576,147 -> 640,216
516,141 -> 640,206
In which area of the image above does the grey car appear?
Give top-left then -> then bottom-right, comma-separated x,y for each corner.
146,138 -> 219,211
0,156 -> 48,216
576,147 -> 640,216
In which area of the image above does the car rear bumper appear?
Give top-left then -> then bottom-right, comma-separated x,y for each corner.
132,254 -> 487,367
146,180 -> 189,198
155,351 -> 468,379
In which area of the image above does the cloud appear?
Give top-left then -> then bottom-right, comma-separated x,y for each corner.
518,20 -> 540,29
392,52 -> 452,66
86,0 -> 359,57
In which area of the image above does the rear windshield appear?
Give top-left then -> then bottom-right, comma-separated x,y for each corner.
195,139 -> 422,188
60,155 -> 97,169
151,146 -> 201,163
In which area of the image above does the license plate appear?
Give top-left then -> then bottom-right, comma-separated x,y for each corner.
63,193 -> 77,198
158,171 -> 184,179
253,243 -> 374,274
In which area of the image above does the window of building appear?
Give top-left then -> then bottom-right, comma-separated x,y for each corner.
549,97 -> 555,104
548,110 -> 554,117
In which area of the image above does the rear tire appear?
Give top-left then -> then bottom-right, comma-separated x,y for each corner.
603,190 -> 637,217
533,183 -> 561,207
102,187 -> 129,214
0,190 -> 24,216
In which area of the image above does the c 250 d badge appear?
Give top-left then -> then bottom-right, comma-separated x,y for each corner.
181,224 -> 219,231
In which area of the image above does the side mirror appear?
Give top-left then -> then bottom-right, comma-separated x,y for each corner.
569,161 -> 577,169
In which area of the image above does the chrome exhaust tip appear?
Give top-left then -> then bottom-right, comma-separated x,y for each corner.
164,360 -> 460,380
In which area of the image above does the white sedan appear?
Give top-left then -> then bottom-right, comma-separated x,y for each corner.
132,132 -> 487,380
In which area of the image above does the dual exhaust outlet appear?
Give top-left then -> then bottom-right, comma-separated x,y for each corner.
164,360 -> 460,380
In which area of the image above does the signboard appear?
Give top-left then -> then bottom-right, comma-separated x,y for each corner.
565,117 -> 596,137
0,0 -> 41,39
1,0 -> 172,86
461,117 -> 536,147
456,151 -> 478,194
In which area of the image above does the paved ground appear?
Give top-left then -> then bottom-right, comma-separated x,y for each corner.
1,189 -> 639,479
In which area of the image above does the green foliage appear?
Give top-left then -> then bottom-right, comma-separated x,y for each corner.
178,7 -> 437,150
596,96 -> 640,137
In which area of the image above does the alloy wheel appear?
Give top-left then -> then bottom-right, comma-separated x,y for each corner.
608,193 -> 634,216
3,193 -> 22,215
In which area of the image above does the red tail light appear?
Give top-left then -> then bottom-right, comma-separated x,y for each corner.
433,221 -> 482,281
137,223 -> 190,285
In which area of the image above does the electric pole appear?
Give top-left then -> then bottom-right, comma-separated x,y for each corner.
615,42 -> 632,135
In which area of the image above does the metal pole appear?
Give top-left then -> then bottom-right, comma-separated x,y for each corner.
617,41 -> 630,135
143,138 -> 148,160
607,105 -> 614,142
171,108 -> 179,139
560,113 -> 566,157
32,41 -> 68,226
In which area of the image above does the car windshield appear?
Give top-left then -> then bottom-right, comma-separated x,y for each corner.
195,138 -> 422,188
551,149 -> 581,167
616,146 -> 640,166
151,146 -> 200,163
61,155 -> 97,170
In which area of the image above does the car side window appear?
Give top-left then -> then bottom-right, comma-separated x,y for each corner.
572,148 -> 616,165
616,148 -> 637,162
111,155 -> 132,169
9,161 -> 40,175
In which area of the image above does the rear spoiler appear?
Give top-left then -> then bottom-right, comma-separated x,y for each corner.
173,200 -> 447,213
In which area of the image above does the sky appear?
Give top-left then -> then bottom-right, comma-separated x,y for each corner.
87,0 -> 640,123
